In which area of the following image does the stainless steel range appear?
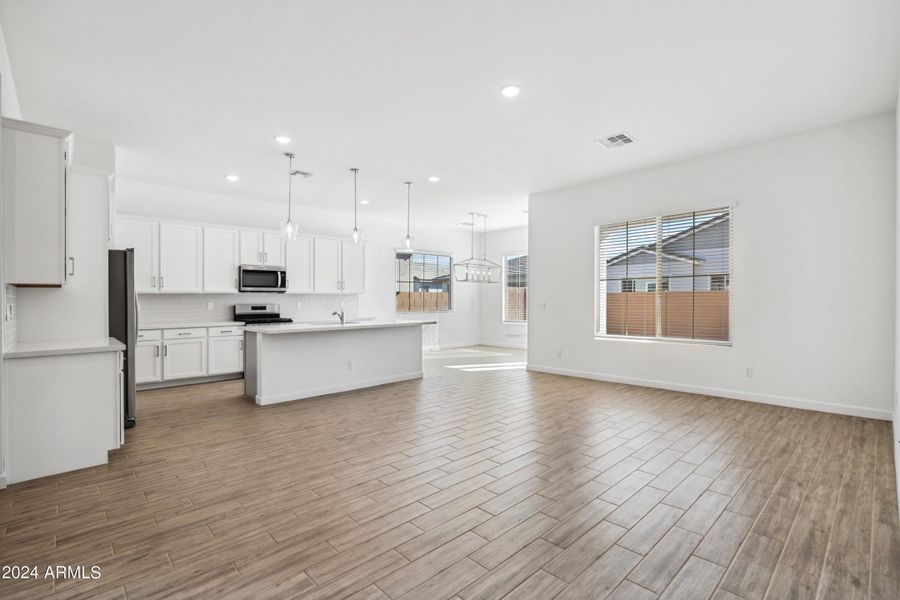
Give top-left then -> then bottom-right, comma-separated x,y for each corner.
233,304 -> 293,325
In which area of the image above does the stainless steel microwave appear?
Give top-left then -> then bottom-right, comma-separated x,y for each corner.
239,264 -> 287,293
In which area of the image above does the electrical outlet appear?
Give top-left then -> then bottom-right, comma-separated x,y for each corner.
207,302 -> 214,311
347,360 -> 353,370
745,367 -> 753,378
296,301 -> 302,309
556,349 -> 562,359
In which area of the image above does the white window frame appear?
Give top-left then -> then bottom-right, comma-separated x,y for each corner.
594,207 -> 733,346
395,250 -> 454,313
502,253 -> 528,323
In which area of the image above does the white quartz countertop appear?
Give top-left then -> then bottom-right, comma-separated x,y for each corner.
139,321 -> 244,330
244,319 -> 437,334
4,337 -> 126,359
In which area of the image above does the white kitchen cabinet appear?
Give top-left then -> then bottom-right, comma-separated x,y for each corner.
159,223 -> 203,292
163,338 -> 207,380
240,230 -> 264,265
263,232 -> 285,266
341,241 -> 366,294
2,118 -> 71,286
135,340 -> 163,383
286,235 -> 315,293
241,230 -> 284,266
208,336 -> 244,375
314,238 -> 342,293
116,219 -> 159,292
204,226 -> 239,292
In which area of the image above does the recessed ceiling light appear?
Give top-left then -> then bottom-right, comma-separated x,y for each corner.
274,135 -> 291,144
360,199 -> 370,205
595,133 -> 635,148
427,176 -> 440,183
225,174 -> 240,182
500,85 -> 521,98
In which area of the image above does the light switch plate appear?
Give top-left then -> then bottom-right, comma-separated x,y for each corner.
207,302 -> 214,310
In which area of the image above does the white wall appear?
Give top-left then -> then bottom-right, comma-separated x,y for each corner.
479,225 -> 528,348
116,179 -> 481,349
529,113 -> 896,420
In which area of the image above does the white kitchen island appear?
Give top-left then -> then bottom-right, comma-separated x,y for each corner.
243,319 -> 436,405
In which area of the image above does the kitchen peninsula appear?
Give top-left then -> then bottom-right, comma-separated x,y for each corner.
243,320 -> 436,405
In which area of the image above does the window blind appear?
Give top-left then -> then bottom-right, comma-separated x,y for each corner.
596,207 -> 731,343
503,254 -> 528,322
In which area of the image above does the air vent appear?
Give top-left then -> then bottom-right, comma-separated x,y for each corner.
595,133 -> 635,148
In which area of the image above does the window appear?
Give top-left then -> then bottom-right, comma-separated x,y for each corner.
503,254 -> 528,322
596,207 -> 731,343
395,251 -> 452,312
710,274 -> 729,291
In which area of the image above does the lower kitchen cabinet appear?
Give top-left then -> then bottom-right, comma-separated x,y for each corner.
135,340 -> 163,383
163,338 -> 208,380
208,336 -> 244,375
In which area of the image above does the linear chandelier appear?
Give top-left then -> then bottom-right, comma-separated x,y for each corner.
454,212 -> 501,283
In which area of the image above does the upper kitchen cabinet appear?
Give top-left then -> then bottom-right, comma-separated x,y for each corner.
203,227 -> 239,292
240,230 -> 284,266
159,223 -> 203,292
2,118 -> 72,286
341,241 -> 365,294
313,238 -> 342,293
115,219 -> 159,292
286,234 -> 314,293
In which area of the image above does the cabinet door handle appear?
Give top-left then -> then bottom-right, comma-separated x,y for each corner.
177,332 -> 191,336
221,330 -> 232,334
264,251 -> 268,263
160,276 -> 165,288
240,340 -> 244,350
152,276 -> 157,288
155,345 -> 159,357
163,345 -> 168,356
68,257 -> 75,276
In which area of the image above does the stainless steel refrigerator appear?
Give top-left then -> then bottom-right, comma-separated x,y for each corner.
109,249 -> 137,428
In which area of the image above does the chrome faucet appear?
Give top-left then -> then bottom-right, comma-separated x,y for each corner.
332,308 -> 345,325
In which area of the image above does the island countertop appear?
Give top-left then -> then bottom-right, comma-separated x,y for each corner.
244,319 -> 437,335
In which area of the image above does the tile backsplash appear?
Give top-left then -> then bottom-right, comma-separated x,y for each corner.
3,285 -> 16,350
137,293 -> 358,326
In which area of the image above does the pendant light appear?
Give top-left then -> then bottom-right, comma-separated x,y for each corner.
454,212 -> 501,283
403,181 -> 414,250
280,152 -> 311,241
350,168 -> 362,244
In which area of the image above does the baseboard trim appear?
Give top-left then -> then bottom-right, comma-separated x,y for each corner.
0,473 -> 6,489
527,364 -> 892,421
255,371 -> 424,406
137,373 -> 243,391
479,341 -> 528,350
425,341 -> 481,351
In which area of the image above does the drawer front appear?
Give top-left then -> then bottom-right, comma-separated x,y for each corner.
163,327 -> 207,340
208,325 -> 245,337
137,329 -> 162,341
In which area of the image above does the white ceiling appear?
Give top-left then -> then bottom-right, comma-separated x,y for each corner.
2,0 -> 898,230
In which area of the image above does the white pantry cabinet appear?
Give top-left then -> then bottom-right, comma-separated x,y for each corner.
2,118 -> 71,286
286,235 -> 315,293
159,223 -> 203,292
241,230 -> 285,266
115,219 -> 160,292
341,241 -> 366,294
135,340 -> 163,383
208,336 -> 244,375
204,227 -> 239,292
163,337 -> 208,380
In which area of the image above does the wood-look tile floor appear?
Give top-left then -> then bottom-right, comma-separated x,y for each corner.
1,346 -> 899,599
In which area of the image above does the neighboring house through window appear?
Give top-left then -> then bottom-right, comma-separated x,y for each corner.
395,251 -> 452,312
503,254 -> 528,322
595,207 -> 732,343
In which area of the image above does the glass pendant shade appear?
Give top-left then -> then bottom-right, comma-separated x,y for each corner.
402,181 -> 413,251
404,234 -> 413,250
281,218 -> 298,241
352,227 -> 361,245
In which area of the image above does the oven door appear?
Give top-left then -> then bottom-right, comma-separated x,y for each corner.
239,265 -> 287,292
